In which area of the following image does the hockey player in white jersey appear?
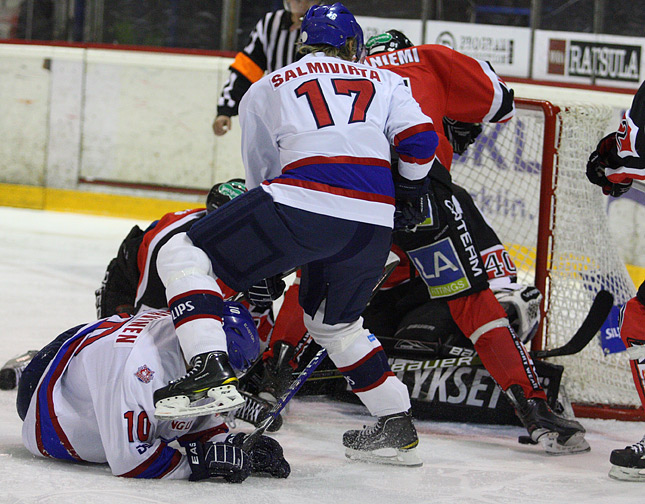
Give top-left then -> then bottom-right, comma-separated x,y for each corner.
18,304 -> 290,481
152,3 -> 438,466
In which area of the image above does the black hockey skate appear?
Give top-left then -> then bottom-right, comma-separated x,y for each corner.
232,391 -> 283,432
343,410 -> 422,466
506,385 -> 590,455
153,351 -> 244,420
609,436 -> 645,481
0,350 -> 39,390
258,341 -> 296,404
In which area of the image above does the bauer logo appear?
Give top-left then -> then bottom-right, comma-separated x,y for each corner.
407,238 -> 470,298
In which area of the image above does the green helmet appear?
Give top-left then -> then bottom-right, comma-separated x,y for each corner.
366,29 -> 413,56
206,179 -> 246,213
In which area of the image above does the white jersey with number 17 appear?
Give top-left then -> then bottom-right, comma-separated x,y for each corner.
239,52 -> 439,229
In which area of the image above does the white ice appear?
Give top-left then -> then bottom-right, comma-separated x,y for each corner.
0,206 -> 644,504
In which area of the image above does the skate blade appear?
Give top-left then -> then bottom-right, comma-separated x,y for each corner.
345,446 -> 423,467
154,385 -> 245,420
536,431 -> 591,456
609,464 -> 645,481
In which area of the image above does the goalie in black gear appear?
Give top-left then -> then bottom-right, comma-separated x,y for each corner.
262,176 -> 589,456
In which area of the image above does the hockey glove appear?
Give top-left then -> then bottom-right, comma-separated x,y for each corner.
443,117 -> 483,155
586,132 -> 633,197
184,440 -> 251,483
243,275 -> 286,309
493,285 -> 543,344
394,196 -> 428,231
227,433 -> 291,478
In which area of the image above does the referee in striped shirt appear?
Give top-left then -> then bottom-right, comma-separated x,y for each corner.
213,0 -> 322,136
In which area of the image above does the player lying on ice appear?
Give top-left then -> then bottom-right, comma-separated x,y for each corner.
249,29 -> 590,456
91,178 -> 282,431
586,79 -> 645,481
16,304 -> 290,481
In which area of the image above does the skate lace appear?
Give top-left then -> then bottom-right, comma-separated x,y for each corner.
630,436 -> 645,454
169,356 -> 204,385
236,397 -> 266,423
359,419 -> 384,438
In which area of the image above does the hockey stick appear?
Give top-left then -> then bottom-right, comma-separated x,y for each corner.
530,289 -> 614,359
242,253 -> 400,451
295,289 -> 616,382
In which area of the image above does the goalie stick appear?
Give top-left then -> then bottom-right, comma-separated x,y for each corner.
295,289 -> 616,382
530,289 -> 614,359
242,253 -> 400,451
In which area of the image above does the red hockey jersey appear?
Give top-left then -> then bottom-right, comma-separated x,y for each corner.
366,44 -> 515,168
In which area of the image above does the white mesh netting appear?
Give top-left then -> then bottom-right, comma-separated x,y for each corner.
450,99 -> 639,408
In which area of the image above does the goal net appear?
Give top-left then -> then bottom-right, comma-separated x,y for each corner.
450,98 -> 641,419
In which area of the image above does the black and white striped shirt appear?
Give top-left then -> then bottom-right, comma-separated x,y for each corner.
217,9 -> 302,117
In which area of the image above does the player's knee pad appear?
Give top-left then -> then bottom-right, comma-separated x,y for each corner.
303,302 -> 368,356
448,289 -> 508,339
157,233 -> 215,289
470,317 -> 511,345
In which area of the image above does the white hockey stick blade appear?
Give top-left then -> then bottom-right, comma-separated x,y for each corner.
345,446 -> 423,467
534,431 -> 591,456
154,385 -> 245,420
609,464 -> 645,481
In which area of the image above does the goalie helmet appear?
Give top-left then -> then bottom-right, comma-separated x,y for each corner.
223,301 -> 261,374
206,178 -> 246,213
300,3 -> 364,62
365,29 -> 413,56
493,285 -> 543,344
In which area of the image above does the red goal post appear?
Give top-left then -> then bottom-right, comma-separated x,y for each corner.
450,97 -> 645,420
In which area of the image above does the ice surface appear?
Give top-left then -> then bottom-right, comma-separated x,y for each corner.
0,206 -> 643,504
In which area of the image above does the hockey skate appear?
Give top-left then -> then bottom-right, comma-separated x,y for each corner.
506,385 -> 590,455
0,350 -> 39,390
258,341 -> 296,404
153,351 -> 244,420
343,410 -> 423,466
609,435 -> 645,481
232,391 -> 283,432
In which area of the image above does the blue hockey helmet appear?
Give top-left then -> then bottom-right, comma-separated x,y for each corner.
300,3 -> 364,62
222,301 -> 260,373
206,178 -> 246,213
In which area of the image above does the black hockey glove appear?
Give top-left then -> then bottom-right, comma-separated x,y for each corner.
243,275 -> 286,309
586,132 -> 633,197
443,117 -> 483,155
393,173 -> 431,230
227,433 -> 291,478
394,196 -> 428,231
184,440 -> 251,483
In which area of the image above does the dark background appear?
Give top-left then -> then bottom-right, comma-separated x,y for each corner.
9,0 -> 645,51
